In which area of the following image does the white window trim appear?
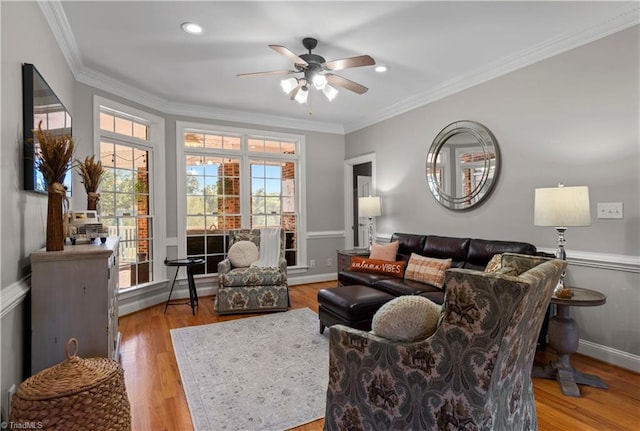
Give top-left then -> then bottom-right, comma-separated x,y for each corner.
176,121 -> 307,271
93,95 -> 167,290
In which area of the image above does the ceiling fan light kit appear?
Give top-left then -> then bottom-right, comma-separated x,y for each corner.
238,37 -> 375,104
280,77 -> 298,94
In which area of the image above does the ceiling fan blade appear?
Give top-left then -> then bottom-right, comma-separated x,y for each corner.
269,45 -> 309,67
237,70 -> 296,78
324,55 -> 375,71
326,74 -> 368,94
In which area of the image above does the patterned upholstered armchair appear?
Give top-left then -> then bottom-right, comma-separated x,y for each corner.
324,253 -> 566,431
215,229 -> 289,315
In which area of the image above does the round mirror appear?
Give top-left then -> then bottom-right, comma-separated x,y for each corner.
426,120 -> 500,210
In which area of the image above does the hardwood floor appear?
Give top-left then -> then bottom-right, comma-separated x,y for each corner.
119,282 -> 640,431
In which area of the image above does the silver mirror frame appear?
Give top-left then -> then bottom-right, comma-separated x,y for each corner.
426,120 -> 500,211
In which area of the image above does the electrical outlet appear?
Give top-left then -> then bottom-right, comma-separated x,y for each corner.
597,202 -> 623,219
327,258 -> 333,267
309,259 -> 316,268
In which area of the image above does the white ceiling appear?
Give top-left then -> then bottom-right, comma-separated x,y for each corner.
48,1 -> 638,133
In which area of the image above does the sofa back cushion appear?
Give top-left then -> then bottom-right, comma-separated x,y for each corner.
465,239 -> 537,270
423,235 -> 470,268
390,233 -> 427,262
388,233 -> 537,271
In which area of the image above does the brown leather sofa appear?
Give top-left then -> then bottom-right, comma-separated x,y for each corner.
318,233 -> 553,350
328,232 -> 551,348
338,232 -> 539,304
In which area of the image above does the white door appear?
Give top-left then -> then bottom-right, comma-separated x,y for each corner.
356,175 -> 372,248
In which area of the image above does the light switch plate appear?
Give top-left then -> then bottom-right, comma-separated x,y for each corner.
597,202 -> 623,219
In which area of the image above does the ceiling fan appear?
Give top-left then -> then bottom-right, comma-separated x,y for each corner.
237,37 -> 375,103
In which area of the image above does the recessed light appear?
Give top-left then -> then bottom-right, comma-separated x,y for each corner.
181,22 -> 203,35
374,65 -> 388,73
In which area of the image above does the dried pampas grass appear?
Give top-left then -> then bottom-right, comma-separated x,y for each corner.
34,121 -> 74,187
76,155 -> 105,193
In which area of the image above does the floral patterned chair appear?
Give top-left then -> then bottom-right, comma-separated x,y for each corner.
214,229 -> 289,314
324,253 -> 567,431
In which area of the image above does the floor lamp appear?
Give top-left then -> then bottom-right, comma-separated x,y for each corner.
358,196 -> 382,250
534,184 -> 591,296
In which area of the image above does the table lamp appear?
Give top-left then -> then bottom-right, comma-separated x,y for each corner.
534,184 -> 591,296
358,196 -> 382,250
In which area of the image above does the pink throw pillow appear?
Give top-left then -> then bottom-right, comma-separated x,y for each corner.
369,241 -> 399,261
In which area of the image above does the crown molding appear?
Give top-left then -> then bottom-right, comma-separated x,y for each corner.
163,101 -> 345,135
37,0 -> 83,75
40,1 -> 638,136
77,67 -> 344,134
40,2 -> 345,134
344,4 -> 640,133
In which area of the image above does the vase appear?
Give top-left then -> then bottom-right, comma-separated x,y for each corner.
46,184 -> 65,251
87,192 -> 100,211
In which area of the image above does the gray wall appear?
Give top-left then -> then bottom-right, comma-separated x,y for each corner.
1,1 -> 77,285
0,1 -> 77,419
346,26 -> 640,361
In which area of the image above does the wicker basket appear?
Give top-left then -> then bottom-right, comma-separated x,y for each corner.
10,338 -> 131,431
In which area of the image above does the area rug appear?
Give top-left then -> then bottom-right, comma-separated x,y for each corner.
170,308 -> 329,431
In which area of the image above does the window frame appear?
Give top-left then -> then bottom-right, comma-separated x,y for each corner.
93,95 -> 166,292
176,121 -> 307,274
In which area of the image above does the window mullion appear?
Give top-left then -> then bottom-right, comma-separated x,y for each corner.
240,154 -> 251,228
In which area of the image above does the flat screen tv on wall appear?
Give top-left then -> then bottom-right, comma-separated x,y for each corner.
22,63 -> 72,195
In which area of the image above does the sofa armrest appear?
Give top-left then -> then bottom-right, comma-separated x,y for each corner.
218,258 -> 232,275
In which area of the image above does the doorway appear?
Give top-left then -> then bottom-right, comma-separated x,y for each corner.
344,154 -> 376,249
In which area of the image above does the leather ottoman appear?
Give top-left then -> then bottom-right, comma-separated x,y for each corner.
318,285 -> 394,334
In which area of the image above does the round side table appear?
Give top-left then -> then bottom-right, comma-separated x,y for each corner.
164,258 -> 205,315
533,286 -> 607,397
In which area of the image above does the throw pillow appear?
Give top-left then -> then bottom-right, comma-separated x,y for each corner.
371,295 -> 442,342
404,253 -> 452,289
484,253 -> 503,273
369,240 -> 399,261
349,256 -> 406,278
227,240 -> 259,268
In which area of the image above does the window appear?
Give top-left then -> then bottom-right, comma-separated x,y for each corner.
94,97 -> 165,290
177,123 -> 305,275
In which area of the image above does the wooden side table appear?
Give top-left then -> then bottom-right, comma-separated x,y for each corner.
336,249 -> 370,276
533,286 -> 607,397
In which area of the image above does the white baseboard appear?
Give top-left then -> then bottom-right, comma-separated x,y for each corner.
578,339 -> 640,373
289,273 -> 337,286
118,279 -> 217,316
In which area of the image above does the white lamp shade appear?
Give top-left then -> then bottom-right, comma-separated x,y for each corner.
280,77 -> 298,94
294,87 -> 308,104
312,73 -> 327,90
322,84 -> 338,101
359,196 -> 382,217
534,186 -> 591,227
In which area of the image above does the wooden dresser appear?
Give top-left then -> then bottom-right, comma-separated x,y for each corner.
30,237 -> 120,374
